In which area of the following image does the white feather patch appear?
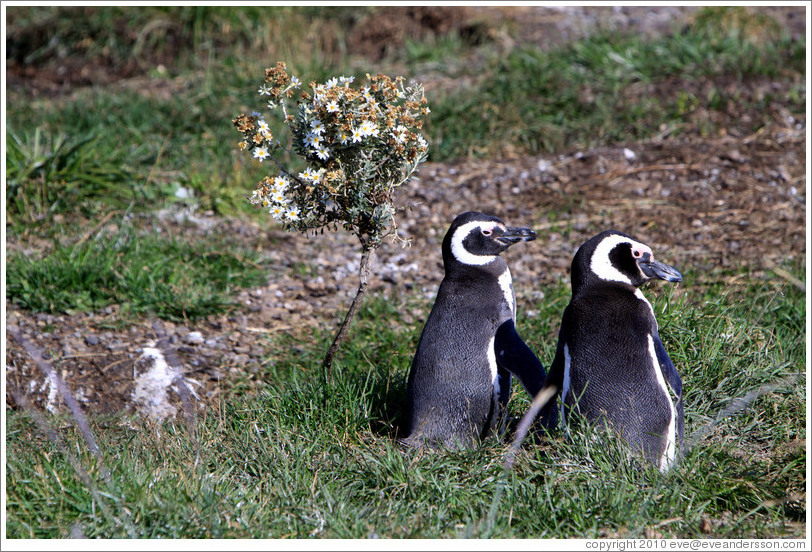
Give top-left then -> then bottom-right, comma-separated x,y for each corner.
450,220 -> 499,266
498,268 -> 515,316
132,347 -> 179,422
634,288 -> 655,317
488,336 -> 498,385
647,334 -> 677,471
590,234 -> 651,285
487,336 -> 498,387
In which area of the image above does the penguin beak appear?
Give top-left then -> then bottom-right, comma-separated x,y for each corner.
638,254 -> 683,282
497,226 -> 537,245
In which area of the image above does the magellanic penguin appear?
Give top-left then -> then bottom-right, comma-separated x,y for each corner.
538,230 -> 684,471
403,211 -> 547,450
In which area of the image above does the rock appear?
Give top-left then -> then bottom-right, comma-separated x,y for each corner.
185,331 -> 204,345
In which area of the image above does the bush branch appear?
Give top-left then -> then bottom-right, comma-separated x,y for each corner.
322,243 -> 374,381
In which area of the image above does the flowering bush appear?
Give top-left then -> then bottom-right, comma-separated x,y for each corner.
234,61 -> 429,247
234,62 -> 430,378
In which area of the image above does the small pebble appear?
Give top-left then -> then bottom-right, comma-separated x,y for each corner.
186,331 -> 204,345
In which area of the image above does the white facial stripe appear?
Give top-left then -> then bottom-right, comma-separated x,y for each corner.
647,334 -> 677,471
450,220 -> 501,266
561,343 -> 572,427
590,234 -> 652,284
498,269 -> 515,317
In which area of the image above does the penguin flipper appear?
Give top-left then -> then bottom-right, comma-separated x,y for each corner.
494,319 -> 547,397
653,331 -> 684,447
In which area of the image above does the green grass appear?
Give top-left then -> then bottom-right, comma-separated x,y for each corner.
427,19 -> 805,159
5,266 -> 806,538
5,220 -> 270,322
5,128 -> 142,222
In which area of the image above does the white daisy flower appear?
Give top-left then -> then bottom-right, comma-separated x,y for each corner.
269,205 -> 285,219
253,147 -> 270,162
274,176 -> 289,190
315,145 -> 330,160
310,119 -> 326,135
359,120 -> 378,137
310,169 -> 325,184
305,132 -> 321,148
285,207 -> 301,222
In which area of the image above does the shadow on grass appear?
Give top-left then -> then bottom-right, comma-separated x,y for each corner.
358,360 -> 410,442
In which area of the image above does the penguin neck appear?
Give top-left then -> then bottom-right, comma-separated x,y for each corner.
444,255 -> 508,280
444,257 -> 515,315
572,277 -> 654,317
572,274 -> 637,299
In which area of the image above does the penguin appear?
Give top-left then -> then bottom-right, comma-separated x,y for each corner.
403,211 -> 547,450
537,230 -> 684,471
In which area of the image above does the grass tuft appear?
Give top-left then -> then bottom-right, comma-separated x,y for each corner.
6,222 -> 269,322
5,128 -> 140,222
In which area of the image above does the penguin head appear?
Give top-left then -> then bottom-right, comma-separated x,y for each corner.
442,211 -> 536,268
571,230 -> 682,293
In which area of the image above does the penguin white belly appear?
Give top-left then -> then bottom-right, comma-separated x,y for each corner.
647,334 -> 677,471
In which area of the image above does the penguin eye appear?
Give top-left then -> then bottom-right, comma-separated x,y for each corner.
632,249 -> 643,259
481,228 -> 493,236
